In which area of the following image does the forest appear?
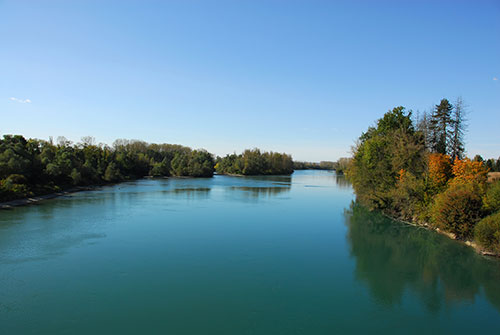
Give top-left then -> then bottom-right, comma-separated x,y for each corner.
0,135 -> 215,202
215,149 -> 294,175
0,136 -> 305,202
346,98 -> 500,254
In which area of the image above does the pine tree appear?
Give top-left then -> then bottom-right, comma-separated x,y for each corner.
430,99 -> 453,155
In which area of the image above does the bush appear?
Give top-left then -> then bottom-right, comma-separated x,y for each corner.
431,182 -> 484,239
475,211 -> 500,253
389,170 -> 427,221
483,180 -> 500,214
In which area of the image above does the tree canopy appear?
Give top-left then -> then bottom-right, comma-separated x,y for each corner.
215,149 -> 293,176
0,135 -> 215,201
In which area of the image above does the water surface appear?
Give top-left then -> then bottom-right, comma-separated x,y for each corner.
1,170 -> 499,334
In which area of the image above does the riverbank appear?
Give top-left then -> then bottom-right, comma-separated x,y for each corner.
381,211 -> 500,258
434,227 -> 499,258
0,186 -> 97,210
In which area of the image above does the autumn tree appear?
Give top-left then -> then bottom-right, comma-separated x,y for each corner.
427,153 -> 452,192
451,158 -> 489,185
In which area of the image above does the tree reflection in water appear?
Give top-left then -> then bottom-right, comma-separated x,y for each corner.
344,202 -> 500,313
335,173 -> 351,189
224,175 -> 292,200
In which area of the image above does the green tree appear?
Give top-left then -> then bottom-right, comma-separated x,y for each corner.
430,99 -> 453,155
347,107 -> 426,211
150,158 -> 171,177
104,162 -> 122,182
216,149 -> 293,175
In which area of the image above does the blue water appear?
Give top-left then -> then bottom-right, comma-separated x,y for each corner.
0,170 -> 499,334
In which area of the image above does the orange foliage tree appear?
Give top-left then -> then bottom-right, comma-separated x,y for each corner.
451,158 -> 489,185
428,153 -> 452,190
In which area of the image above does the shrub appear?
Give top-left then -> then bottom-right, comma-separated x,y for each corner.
431,182 -> 483,239
475,211 -> 500,253
483,180 -> 500,214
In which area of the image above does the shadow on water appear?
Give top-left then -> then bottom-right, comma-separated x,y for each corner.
344,201 -> 500,313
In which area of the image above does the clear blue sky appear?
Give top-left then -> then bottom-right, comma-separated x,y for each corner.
1,0 -> 499,161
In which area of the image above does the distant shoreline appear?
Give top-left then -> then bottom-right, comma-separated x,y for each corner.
1,170 -> 339,210
0,173 -> 289,209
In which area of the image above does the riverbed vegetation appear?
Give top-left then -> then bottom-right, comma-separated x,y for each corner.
346,98 -> 500,254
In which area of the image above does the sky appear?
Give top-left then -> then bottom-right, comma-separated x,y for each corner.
1,0 -> 499,161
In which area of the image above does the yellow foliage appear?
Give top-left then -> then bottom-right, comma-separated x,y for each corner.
451,158 -> 489,185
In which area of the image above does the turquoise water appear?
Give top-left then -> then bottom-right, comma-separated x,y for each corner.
1,170 -> 499,334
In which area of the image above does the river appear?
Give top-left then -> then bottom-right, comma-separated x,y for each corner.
1,170 -> 499,334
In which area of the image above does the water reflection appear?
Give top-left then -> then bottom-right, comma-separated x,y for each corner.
334,173 -> 351,189
344,202 -> 500,312
233,175 -> 292,184
163,187 -> 211,200
228,186 -> 290,198
220,175 -> 292,201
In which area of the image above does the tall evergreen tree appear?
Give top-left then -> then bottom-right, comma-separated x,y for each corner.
430,98 -> 453,155
449,97 -> 467,161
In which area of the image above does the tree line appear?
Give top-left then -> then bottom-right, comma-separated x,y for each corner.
346,98 -> 500,254
293,161 -> 335,170
293,158 -> 352,173
0,135 -> 215,202
0,135 -> 304,202
215,149 -> 293,176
